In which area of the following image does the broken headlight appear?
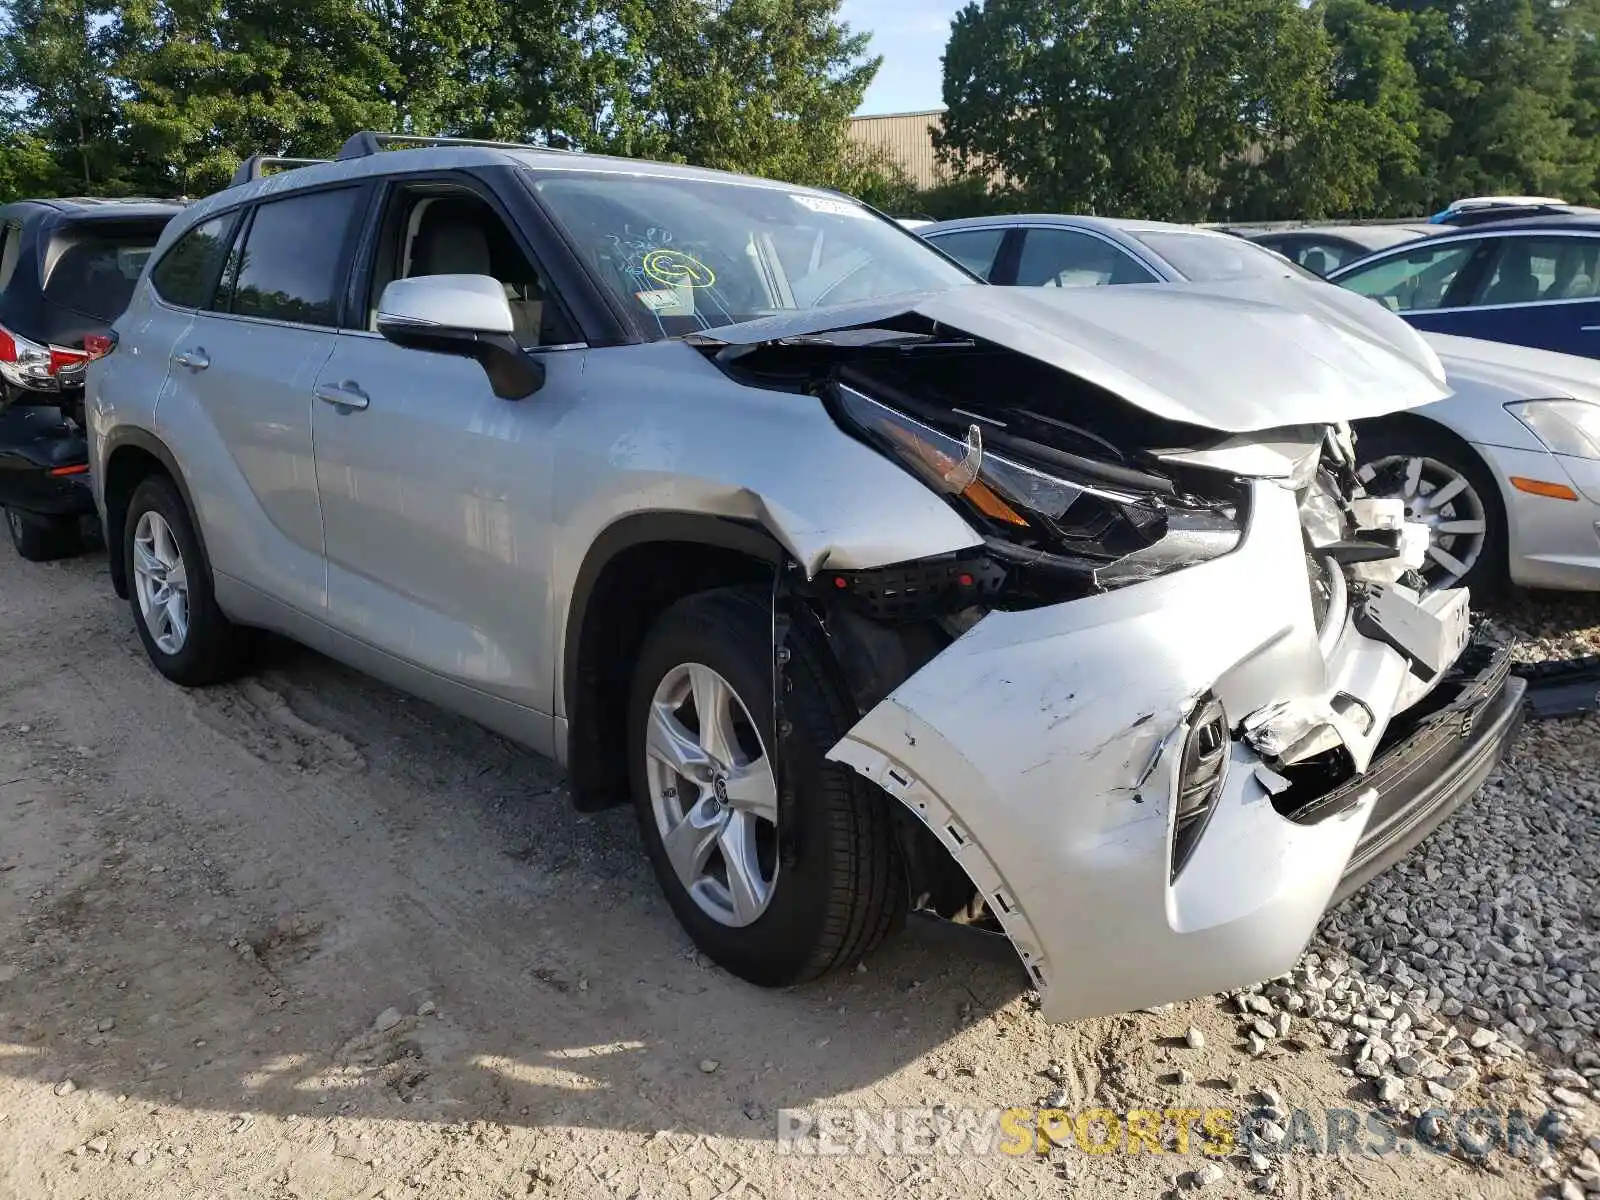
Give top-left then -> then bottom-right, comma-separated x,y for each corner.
834,382 -> 1243,590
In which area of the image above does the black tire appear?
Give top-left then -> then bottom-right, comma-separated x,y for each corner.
1355,422 -> 1507,599
627,588 -> 906,986
5,507 -> 84,562
123,475 -> 250,686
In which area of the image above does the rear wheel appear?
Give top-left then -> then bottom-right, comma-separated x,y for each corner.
627,588 -> 905,986
5,508 -> 83,562
1355,424 -> 1504,597
123,475 -> 250,686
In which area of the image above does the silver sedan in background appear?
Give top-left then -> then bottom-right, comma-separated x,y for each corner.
923,214 -> 1600,595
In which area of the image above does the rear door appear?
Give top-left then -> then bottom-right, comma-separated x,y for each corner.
158,185 -> 367,615
1446,233 -> 1600,358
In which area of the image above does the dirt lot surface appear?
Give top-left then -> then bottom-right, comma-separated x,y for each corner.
2,541 -> 1597,1199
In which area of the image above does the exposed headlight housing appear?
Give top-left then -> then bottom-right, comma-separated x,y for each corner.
1506,398 -> 1600,460
833,381 -> 1244,594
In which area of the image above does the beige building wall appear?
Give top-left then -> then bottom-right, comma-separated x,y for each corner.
847,109 -> 948,189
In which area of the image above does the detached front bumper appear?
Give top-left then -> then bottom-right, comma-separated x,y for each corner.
1332,644 -> 1523,904
828,480 -> 1518,1023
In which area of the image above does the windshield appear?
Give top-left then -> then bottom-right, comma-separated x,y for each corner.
1132,230 -> 1320,283
529,170 -> 976,337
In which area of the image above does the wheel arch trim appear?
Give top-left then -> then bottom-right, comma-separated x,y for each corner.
99,426 -> 207,600
559,511 -> 788,719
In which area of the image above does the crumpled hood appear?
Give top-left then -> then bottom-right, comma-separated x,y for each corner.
694,278 -> 1451,434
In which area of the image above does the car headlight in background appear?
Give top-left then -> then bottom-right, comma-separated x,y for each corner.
833,381 -> 1244,594
1506,398 -> 1600,461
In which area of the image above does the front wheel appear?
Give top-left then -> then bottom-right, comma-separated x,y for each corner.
627,588 -> 905,986
5,508 -> 84,562
1355,424 -> 1505,598
123,475 -> 250,686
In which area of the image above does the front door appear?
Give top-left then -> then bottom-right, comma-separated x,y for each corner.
312,176 -> 587,727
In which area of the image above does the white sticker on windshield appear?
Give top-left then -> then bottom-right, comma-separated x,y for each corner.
792,194 -> 870,220
636,288 -> 694,316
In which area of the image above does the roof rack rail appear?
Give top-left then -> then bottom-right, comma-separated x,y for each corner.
335,131 -> 571,160
230,155 -> 332,187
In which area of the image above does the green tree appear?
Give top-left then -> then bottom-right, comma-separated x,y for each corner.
112,0 -> 397,194
937,0 -> 1388,221
1378,0 -> 1599,206
0,0 -> 127,191
614,0 -> 879,188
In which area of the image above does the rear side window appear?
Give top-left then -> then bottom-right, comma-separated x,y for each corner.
151,215 -> 237,308
229,188 -> 361,326
1469,236 -> 1600,305
43,220 -> 169,322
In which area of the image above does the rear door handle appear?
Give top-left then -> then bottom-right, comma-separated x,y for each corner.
315,381 -> 370,411
173,347 -> 210,370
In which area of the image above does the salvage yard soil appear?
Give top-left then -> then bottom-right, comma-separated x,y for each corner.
2,541 -> 1597,1200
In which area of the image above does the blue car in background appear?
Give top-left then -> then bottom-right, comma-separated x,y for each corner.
1326,217 -> 1600,360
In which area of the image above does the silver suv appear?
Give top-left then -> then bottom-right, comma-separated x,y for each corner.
88,133 -> 1524,1023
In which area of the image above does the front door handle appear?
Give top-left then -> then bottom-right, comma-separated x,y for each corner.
173,347 -> 210,371
315,381 -> 370,411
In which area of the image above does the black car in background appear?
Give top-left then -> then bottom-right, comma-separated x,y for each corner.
0,197 -> 182,559
1246,223 -> 1443,275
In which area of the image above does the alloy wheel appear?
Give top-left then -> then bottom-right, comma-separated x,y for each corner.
132,510 -> 191,655
1357,454 -> 1488,589
644,662 -> 780,928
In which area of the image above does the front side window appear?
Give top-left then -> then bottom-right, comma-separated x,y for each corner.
1015,228 -> 1156,287
372,187 -> 577,347
43,220 -> 169,322
528,170 -> 974,337
229,188 -> 361,326
1334,241 -> 1479,312
150,215 -> 236,308
1470,236 -> 1600,305
925,228 -> 1006,280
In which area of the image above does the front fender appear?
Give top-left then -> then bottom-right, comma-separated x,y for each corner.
549,341 -> 984,717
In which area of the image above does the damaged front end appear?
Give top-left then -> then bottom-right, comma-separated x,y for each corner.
692,292 -> 1519,1023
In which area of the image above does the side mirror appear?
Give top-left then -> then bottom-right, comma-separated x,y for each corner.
376,274 -> 545,400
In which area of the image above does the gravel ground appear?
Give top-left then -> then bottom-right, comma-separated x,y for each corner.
1321,593 -> 1600,1058
2,544 -> 1598,1200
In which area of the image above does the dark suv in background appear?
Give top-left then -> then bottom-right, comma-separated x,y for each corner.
0,197 -> 182,559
